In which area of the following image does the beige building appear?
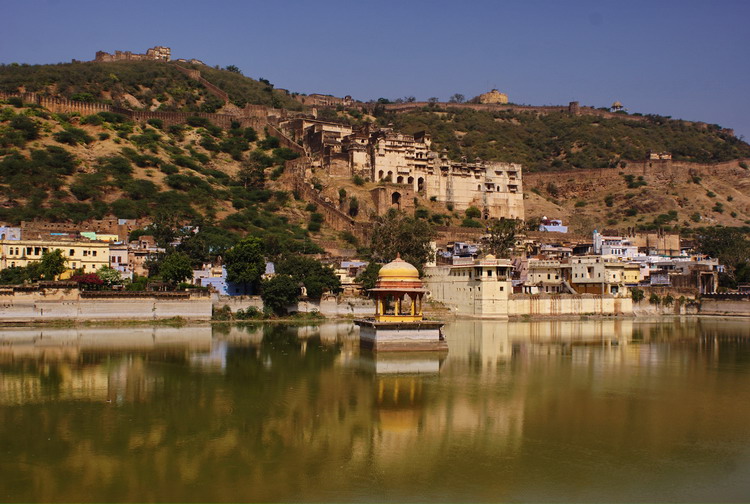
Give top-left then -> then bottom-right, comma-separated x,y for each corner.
286,120 -> 525,220
425,255 -> 514,318
477,89 -> 509,104
566,256 -> 639,295
0,239 -> 110,275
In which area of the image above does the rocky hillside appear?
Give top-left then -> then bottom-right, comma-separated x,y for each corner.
523,160 -> 750,236
0,99 -> 326,253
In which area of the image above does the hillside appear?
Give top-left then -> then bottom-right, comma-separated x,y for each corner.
523,160 -> 750,236
0,61 -> 303,113
372,107 -> 750,171
0,99 -> 326,255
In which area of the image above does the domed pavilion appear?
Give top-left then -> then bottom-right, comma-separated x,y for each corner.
356,255 -> 447,352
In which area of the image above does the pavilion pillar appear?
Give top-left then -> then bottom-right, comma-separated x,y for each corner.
410,294 -> 416,316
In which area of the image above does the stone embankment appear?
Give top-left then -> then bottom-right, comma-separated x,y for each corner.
0,286 -> 212,322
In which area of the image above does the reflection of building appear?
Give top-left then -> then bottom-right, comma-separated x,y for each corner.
0,326 -> 212,404
356,256 -> 446,351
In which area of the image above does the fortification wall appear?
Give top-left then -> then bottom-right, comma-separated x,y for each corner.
507,294 -> 632,317
0,91 -> 266,131
267,125 -> 305,154
0,288 -> 212,321
699,295 -> 750,317
172,64 -> 229,102
287,157 -> 370,241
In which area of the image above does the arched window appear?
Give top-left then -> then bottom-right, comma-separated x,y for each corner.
391,192 -> 401,210
397,176 -> 404,184
417,177 -> 425,193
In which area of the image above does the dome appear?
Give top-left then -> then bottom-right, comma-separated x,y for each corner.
378,255 -> 420,282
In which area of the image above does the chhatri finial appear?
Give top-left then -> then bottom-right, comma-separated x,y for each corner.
396,252 -> 401,260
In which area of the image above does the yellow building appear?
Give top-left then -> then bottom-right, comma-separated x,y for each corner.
355,256 -> 446,352
478,89 -> 509,104
0,239 -> 111,276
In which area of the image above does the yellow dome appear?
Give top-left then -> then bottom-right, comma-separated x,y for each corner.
378,256 -> 419,282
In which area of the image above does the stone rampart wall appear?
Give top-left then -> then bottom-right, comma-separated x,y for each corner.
506,294 -> 632,317
0,288 -> 212,321
699,296 -> 750,317
172,64 -> 229,102
0,91 -> 267,131
267,125 -> 305,154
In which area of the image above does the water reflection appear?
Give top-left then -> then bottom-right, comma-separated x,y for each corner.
1,319 -> 749,502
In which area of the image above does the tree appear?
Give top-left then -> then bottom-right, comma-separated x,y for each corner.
695,227 -> 750,285
370,209 -> 435,273
356,262 -> 381,291
159,252 -> 193,285
261,274 -> 300,316
485,219 -> 520,258
276,256 -> 341,299
225,65 -> 242,74
236,159 -> 265,189
427,97 -> 439,106
465,206 -> 481,219
225,237 -> 266,288
96,266 -> 122,287
449,93 -> 465,104
631,287 -> 645,303
39,249 -> 67,280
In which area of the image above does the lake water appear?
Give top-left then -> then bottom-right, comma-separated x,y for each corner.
1,318 -> 750,503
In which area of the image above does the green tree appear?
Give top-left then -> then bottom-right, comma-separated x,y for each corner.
465,206 -> 481,219
159,252 -> 193,285
696,227 -> 750,285
225,237 -> 266,288
261,274 -> 299,316
631,287 -> 645,303
369,210 -> 435,273
276,256 -> 341,299
39,249 -> 67,280
96,266 -> 122,287
356,262 -> 382,291
485,219 -> 520,258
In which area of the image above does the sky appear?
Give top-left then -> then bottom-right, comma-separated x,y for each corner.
2,0 -> 749,139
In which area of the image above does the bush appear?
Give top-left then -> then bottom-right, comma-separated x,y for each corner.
663,294 -> 674,307
147,118 -> 164,129
604,194 -> 614,207
465,206 -> 481,219
574,200 -> 587,208
353,174 -> 365,186
53,127 -> 93,145
649,293 -> 661,305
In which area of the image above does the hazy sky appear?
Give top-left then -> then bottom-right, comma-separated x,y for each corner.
2,0 -> 749,139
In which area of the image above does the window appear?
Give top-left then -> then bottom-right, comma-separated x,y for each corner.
70,249 -> 75,256
92,251 -> 97,257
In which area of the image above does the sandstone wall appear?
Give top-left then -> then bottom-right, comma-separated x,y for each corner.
0,288 -> 212,321
699,295 -> 750,317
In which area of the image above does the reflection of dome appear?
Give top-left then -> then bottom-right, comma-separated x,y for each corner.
378,408 -> 420,433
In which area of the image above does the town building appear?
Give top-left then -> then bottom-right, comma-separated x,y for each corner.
0,239 -> 110,275
538,217 -> 568,233
425,255 -> 514,318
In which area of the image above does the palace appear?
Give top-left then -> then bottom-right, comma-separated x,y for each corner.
284,119 -> 524,220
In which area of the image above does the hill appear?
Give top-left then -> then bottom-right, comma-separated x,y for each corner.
0,99 -> 326,257
0,61 -> 303,113
373,106 -> 750,171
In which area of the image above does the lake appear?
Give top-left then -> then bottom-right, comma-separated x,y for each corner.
1,318 -> 750,502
